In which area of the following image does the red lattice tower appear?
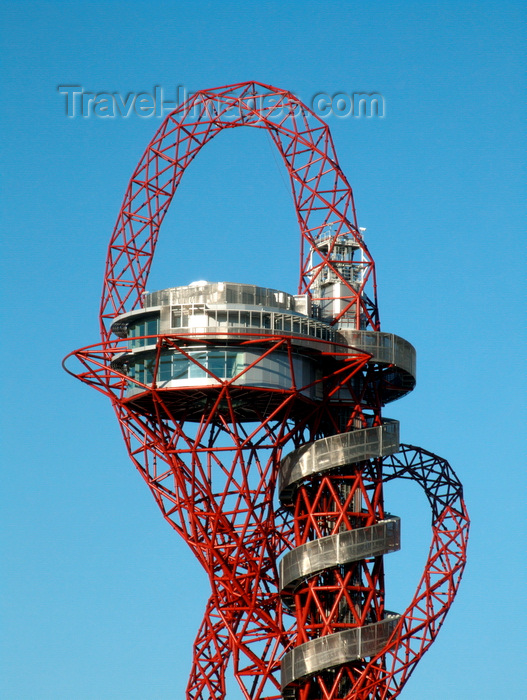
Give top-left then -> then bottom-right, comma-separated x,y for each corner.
64,82 -> 469,699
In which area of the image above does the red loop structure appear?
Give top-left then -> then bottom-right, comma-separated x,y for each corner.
99,81 -> 378,338
64,81 -> 469,699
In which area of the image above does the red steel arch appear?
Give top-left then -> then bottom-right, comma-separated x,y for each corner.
100,81 -> 379,339
64,81 -> 469,699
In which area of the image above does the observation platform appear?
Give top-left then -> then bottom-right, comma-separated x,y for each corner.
109,282 -> 416,421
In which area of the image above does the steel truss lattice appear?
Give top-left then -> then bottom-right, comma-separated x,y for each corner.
64,81 -> 469,699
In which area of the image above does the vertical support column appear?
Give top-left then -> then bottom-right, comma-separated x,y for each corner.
283,458 -> 387,698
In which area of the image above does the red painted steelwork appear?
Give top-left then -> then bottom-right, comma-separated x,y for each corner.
64,82 -> 468,699
99,81 -> 379,338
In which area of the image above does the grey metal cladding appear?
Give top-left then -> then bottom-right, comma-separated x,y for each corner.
339,330 -> 417,378
143,282 -> 296,310
280,517 -> 401,594
280,616 -> 400,688
279,421 -> 400,503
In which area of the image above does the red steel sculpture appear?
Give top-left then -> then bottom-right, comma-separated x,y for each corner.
64,81 -> 469,699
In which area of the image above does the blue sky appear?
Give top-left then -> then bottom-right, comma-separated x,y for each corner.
1,1 -> 525,698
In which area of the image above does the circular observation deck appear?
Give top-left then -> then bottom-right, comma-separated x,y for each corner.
109,282 -> 416,421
